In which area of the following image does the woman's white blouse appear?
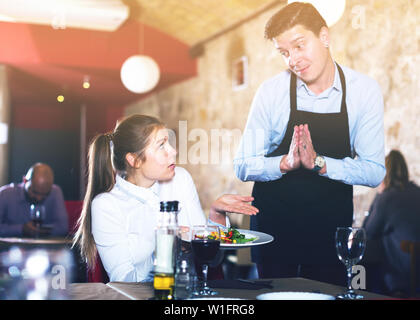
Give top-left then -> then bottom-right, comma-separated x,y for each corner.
91,166 -> 225,282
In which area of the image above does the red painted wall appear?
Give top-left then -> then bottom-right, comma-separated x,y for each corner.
12,104 -> 79,131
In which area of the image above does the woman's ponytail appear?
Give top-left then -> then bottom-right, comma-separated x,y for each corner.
73,133 -> 115,269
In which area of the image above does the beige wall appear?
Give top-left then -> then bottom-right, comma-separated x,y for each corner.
125,0 -> 420,230
0,65 -> 10,186
331,0 -> 420,225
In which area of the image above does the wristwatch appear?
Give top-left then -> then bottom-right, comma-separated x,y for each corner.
312,153 -> 325,172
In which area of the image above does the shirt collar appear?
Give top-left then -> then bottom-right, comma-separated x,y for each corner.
115,174 -> 160,206
296,62 -> 342,95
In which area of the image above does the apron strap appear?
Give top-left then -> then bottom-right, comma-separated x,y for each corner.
290,71 -> 297,115
336,64 -> 347,114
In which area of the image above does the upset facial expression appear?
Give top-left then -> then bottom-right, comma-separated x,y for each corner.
138,127 -> 177,184
273,24 -> 330,85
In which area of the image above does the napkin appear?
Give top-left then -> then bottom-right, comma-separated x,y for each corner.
208,279 -> 273,290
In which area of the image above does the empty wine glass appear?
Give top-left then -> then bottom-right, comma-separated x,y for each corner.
335,227 -> 366,299
191,225 -> 220,296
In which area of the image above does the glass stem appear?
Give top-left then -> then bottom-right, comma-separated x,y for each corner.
347,265 -> 353,292
202,264 -> 209,289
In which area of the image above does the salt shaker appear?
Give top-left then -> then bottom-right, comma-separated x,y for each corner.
174,259 -> 191,300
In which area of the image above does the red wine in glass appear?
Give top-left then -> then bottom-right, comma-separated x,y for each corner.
191,239 -> 220,265
191,225 -> 220,296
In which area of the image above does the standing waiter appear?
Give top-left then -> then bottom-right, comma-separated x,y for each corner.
234,3 -> 385,285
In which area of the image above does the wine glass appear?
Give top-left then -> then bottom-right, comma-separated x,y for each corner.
191,225 -> 221,296
335,227 -> 366,299
30,204 -> 46,233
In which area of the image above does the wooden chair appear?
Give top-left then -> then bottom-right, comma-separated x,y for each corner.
400,240 -> 420,297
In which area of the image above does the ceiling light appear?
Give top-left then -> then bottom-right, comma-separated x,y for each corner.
83,75 -> 90,89
0,0 -> 129,32
120,55 -> 160,94
57,95 -> 64,102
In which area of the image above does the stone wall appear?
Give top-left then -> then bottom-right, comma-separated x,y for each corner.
125,0 -> 420,230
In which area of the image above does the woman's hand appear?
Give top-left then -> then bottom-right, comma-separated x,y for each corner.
209,194 -> 259,225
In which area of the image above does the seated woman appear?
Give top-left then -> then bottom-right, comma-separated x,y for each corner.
363,150 -> 420,296
73,114 -> 258,282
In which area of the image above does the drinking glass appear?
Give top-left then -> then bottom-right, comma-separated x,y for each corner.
191,225 -> 220,296
335,227 -> 366,299
30,204 -> 46,228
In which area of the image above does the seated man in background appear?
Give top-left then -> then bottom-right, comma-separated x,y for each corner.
0,163 -> 68,237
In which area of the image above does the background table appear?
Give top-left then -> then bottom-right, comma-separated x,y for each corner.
0,237 -> 73,248
70,277 -> 390,300
0,236 -> 87,283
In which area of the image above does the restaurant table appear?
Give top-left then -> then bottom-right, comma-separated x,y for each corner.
0,237 -> 73,249
0,236 -> 87,282
69,277 -> 390,300
69,283 -> 131,300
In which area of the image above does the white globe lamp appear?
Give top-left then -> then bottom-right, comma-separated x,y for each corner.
120,55 -> 160,94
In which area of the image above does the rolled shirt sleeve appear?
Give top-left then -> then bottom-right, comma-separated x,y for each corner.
177,167 -> 231,228
234,82 -> 286,182
321,80 -> 386,187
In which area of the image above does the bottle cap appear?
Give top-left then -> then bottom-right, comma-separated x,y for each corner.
170,201 -> 179,212
160,201 -> 179,212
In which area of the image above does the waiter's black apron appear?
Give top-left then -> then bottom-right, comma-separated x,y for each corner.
251,64 -> 353,269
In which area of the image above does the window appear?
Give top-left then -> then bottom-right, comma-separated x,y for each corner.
232,56 -> 248,91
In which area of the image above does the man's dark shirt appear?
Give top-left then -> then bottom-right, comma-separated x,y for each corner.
0,182 -> 68,237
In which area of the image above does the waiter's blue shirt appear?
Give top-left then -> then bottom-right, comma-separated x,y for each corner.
0,182 -> 69,237
234,64 -> 386,187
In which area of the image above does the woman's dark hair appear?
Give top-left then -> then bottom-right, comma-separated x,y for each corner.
383,150 -> 409,191
265,2 -> 327,39
73,114 -> 164,268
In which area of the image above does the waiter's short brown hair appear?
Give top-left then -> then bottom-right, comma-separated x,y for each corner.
265,2 -> 327,39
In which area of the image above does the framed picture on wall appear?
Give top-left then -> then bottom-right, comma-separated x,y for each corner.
232,56 -> 248,91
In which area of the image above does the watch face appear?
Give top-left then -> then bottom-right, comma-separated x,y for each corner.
315,156 -> 325,168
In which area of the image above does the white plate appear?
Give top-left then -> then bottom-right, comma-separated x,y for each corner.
219,229 -> 274,249
256,292 -> 335,300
